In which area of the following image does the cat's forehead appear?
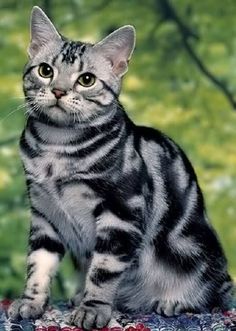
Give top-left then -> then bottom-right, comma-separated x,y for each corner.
29,38 -> 112,81
33,39 -> 93,69
53,40 -> 89,65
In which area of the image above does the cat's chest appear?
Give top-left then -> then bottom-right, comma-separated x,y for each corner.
22,145 -> 101,212
23,149 -> 100,258
21,148 -> 75,183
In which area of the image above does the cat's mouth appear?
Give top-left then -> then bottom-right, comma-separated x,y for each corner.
49,101 -> 67,113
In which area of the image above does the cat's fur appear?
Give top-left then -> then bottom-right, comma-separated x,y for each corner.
9,6 -> 233,329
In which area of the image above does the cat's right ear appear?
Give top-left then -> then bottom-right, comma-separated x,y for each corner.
28,6 -> 61,58
94,26 -> 136,77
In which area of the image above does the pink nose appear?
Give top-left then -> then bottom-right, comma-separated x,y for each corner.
52,88 -> 66,99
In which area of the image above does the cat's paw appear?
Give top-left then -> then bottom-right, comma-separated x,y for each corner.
155,300 -> 184,317
70,301 -> 112,330
8,298 -> 45,320
69,291 -> 84,307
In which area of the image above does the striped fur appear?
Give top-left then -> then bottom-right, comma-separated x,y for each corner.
9,7 -> 233,329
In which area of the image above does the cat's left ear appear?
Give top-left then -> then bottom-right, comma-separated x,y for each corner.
28,6 -> 61,58
94,26 -> 136,77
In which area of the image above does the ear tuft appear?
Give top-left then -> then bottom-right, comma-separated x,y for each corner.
28,6 -> 61,58
94,25 -> 136,77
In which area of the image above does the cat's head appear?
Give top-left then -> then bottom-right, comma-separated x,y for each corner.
23,6 -> 135,126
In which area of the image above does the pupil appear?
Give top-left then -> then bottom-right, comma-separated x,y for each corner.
85,75 -> 90,83
42,65 -> 51,75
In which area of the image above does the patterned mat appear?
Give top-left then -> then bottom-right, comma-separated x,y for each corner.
1,300 -> 236,331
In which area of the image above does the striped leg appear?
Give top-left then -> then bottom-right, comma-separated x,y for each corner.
69,256 -> 90,307
8,209 -> 65,319
70,211 -> 142,330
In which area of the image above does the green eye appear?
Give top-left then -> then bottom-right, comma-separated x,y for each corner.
38,63 -> 53,78
78,73 -> 96,87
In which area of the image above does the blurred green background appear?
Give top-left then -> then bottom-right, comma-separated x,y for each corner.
0,0 -> 236,300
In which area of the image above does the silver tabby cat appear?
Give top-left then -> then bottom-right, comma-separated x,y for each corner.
9,6 -> 233,330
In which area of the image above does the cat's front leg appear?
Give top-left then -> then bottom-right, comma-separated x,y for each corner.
70,210 -> 142,330
8,208 -> 65,319
69,257 -> 90,307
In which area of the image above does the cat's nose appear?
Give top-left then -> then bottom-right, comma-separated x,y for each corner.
52,88 -> 66,99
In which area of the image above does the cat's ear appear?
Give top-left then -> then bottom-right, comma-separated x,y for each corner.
94,25 -> 136,77
28,6 -> 61,58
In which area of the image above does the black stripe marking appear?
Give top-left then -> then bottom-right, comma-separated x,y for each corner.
220,282 -> 232,295
20,132 -> 38,158
29,236 -> 65,256
52,45 -> 66,66
30,225 -> 41,237
78,44 -> 86,71
62,41 -> 83,64
79,44 -> 86,55
60,41 -> 69,54
28,119 -> 82,145
27,262 -> 36,279
27,270 -> 35,279
30,206 -> 67,254
56,110 -> 121,146
31,288 -> 39,295
86,141 -> 120,173
52,40 -> 68,65
100,79 -> 118,98
93,203 -> 104,219
28,120 -> 44,143
85,97 -> 105,107
95,229 -> 141,262
31,206 -> 47,220
85,175 -> 145,232
22,294 -> 34,301
32,199 -> 83,245
45,163 -> 53,177
55,178 -> 78,195
90,268 -> 122,287
153,222 -> 200,274
57,128 -> 120,159
52,55 -> 59,66
23,65 -> 37,79
79,59 -> 84,72
83,300 -> 110,307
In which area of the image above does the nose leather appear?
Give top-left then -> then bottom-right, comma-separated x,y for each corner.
52,88 -> 66,99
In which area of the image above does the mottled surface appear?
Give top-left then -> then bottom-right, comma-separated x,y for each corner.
1,300 -> 236,330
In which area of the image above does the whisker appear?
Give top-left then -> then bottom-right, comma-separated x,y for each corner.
10,96 -> 26,100
0,103 -> 28,123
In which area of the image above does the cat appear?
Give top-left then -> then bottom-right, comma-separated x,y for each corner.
8,6 -> 233,330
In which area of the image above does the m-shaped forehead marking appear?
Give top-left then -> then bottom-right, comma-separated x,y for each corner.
52,41 -> 86,66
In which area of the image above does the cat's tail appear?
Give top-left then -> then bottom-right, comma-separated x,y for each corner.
219,274 -> 234,310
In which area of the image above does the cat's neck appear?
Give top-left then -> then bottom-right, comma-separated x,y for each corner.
26,103 -> 131,146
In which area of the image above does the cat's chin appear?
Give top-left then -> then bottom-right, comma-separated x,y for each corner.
30,107 -> 71,126
49,104 -> 67,113
32,107 -> 91,127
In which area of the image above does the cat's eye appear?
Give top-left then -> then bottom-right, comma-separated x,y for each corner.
78,73 -> 96,87
38,63 -> 53,78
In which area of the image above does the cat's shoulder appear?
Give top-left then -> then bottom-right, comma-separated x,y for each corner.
133,124 -> 196,175
134,124 -> 178,153
135,125 -> 169,142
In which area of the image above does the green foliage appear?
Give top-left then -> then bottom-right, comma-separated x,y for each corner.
0,0 -> 235,299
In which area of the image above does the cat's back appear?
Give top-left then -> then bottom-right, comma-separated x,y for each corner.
130,123 -> 207,237
134,124 -> 198,191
